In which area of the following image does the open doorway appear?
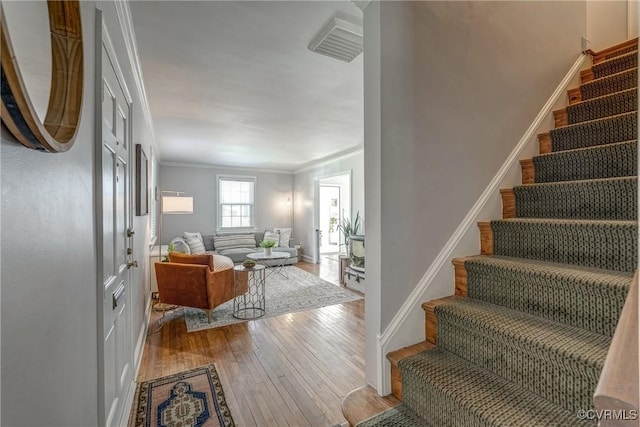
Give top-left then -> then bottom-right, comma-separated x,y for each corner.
319,185 -> 341,254
315,172 -> 351,262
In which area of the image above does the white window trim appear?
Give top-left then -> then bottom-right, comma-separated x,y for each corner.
216,174 -> 257,232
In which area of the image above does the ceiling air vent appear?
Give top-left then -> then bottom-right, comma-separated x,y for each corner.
308,12 -> 363,63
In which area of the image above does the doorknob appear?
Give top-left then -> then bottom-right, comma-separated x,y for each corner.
127,260 -> 138,269
127,228 -> 135,237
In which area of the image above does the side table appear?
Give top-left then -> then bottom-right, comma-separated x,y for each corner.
233,265 -> 266,319
339,254 -> 350,285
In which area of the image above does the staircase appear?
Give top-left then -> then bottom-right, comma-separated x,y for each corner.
344,39 -> 638,427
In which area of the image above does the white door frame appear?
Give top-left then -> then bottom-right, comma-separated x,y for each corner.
313,170 -> 353,263
95,11 -> 135,426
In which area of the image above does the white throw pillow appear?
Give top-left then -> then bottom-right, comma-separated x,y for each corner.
263,230 -> 280,247
183,232 -> 205,254
274,228 -> 292,247
213,234 -> 256,251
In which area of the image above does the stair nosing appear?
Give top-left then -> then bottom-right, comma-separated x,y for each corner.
591,49 -> 638,67
435,298 -> 611,363
567,86 -> 637,109
462,254 -> 635,279
493,217 -> 637,226
535,139 -> 637,158
578,66 -> 637,88
551,110 -> 637,132
519,175 -> 637,188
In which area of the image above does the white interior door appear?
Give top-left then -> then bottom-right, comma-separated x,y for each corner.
98,20 -> 134,427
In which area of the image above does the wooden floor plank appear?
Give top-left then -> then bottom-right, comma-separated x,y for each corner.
135,261 -> 362,427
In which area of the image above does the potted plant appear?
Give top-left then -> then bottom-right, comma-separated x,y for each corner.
337,211 -> 361,254
162,242 -> 176,262
259,239 -> 277,256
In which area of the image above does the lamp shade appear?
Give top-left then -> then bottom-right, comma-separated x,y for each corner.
162,196 -> 193,214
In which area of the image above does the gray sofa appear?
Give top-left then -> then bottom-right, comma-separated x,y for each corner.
172,231 -> 298,265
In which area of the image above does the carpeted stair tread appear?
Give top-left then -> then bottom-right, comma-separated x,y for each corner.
434,298 -> 609,412
549,111 -> 636,152
490,218 -> 637,272
513,177 -> 637,220
356,405 -> 431,427
595,41 -> 638,62
462,255 -> 632,336
357,39 -> 636,427
566,88 -> 637,124
591,50 -> 638,79
580,67 -> 637,101
397,347 -> 593,427
533,140 -> 637,183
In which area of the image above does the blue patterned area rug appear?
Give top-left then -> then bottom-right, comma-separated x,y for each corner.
130,364 -> 234,427
185,265 -> 363,332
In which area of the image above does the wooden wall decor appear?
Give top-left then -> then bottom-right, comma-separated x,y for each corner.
1,1 -> 83,152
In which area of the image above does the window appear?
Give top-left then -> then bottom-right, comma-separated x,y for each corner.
218,175 -> 256,230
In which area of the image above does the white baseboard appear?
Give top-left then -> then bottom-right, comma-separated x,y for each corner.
375,53 -> 589,395
301,254 -> 314,263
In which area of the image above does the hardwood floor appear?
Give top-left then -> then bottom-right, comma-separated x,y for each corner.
297,255 -> 341,285
135,261 -> 363,427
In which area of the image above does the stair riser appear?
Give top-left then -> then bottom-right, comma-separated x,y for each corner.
460,261 -> 630,336
580,68 -> 637,101
511,179 -> 637,220
580,69 -> 595,84
532,141 -> 637,184
554,109 -> 569,127
422,301 -> 610,415
435,313 -> 603,413
390,364 -> 402,401
592,52 -> 638,79
500,189 -> 516,218
398,349 -> 593,427
520,159 -> 535,184
549,112 -> 637,152
566,89 -> 637,125
424,299 -> 449,344
591,39 -> 638,64
481,221 -> 638,272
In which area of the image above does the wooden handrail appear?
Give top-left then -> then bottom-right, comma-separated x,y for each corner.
583,37 -> 638,63
593,270 -> 639,426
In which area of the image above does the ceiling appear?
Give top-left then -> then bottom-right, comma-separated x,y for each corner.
129,1 -> 364,172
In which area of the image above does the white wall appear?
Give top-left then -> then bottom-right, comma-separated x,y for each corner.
586,0 -> 634,51
293,150 -> 365,262
159,164 -> 293,243
629,1 -> 639,39
1,1 -> 156,424
364,0 -> 588,391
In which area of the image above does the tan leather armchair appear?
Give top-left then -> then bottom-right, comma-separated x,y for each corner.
155,252 -> 242,323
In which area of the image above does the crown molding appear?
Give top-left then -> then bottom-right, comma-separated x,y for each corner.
160,161 -> 294,175
294,146 -> 364,174
113,0 -> 158,154
351,1 -> 371,11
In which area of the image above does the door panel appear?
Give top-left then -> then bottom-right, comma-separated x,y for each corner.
100,40 -> 133,427
102,146 -> 115,282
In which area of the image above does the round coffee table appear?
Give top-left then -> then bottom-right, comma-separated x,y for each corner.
246,251 -> 290,279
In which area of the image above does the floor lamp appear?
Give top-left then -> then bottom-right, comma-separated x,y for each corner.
154,191 -> 194,312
